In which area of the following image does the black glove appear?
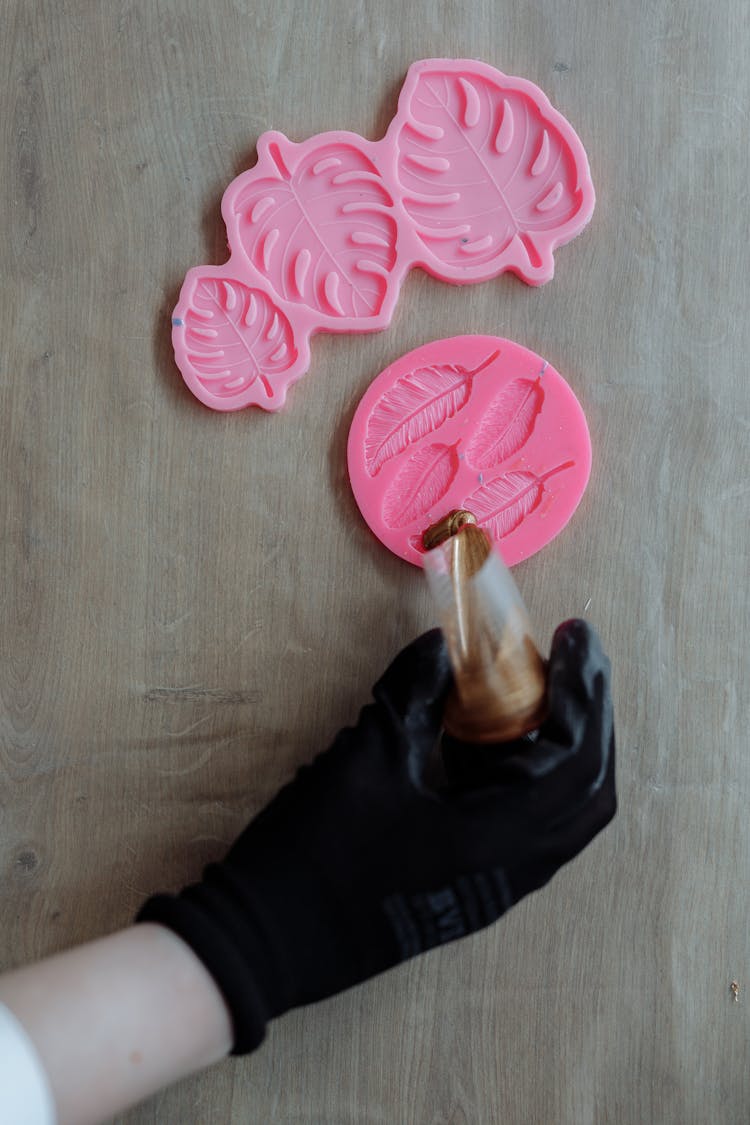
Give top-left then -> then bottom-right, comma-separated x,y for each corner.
137,619 -> 615,1054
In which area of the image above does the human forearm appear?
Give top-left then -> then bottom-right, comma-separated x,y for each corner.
0,923 -> 232,1125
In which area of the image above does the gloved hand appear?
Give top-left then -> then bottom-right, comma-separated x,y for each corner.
137,619 -> 615,1054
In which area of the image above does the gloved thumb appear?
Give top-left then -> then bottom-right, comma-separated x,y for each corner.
371,629 -> 453,781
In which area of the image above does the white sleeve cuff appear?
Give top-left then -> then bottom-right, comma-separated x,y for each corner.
0,1002 -> 57,1125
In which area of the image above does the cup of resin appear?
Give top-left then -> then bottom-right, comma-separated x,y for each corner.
423,511 -> 548,743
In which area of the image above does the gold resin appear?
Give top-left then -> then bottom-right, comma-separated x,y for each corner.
422,515 -> 547,743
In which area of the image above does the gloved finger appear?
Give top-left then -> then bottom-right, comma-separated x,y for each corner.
251,630 -> 452,822
543,619 -> 612,751
444,620 -> 614,819
513,730 -> 617,902
507,775 -> 616,904
545,721 -> 617,835
525,618 -> 614,809
440,734 -> 525,790
457,724 -> 616,894
371,629 -> 453,783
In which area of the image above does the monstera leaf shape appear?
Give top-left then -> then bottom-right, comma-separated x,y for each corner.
395,61 -> 594,285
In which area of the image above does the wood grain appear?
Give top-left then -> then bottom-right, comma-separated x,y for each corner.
1,1 -> 748,1122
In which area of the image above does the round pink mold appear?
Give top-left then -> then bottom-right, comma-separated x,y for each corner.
347,336 -> 592,567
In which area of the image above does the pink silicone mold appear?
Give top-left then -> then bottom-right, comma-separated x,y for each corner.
347,336 -> 592,567
172,59 -> 595,411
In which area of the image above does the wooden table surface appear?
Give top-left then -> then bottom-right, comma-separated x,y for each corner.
2,2 -> 748,1122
